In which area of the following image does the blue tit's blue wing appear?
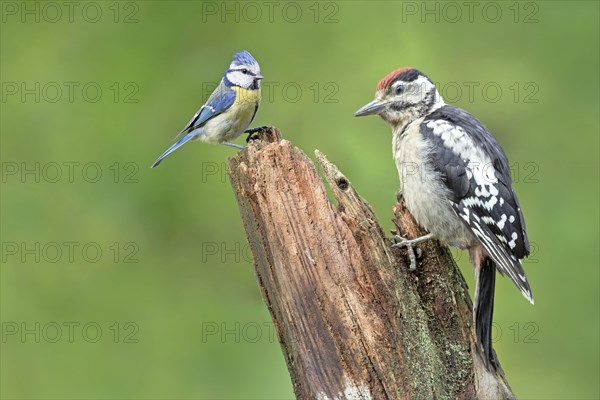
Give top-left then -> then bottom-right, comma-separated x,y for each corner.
174,86 -> 237,139
152,87 -> 237,168
151,132 -> 196,168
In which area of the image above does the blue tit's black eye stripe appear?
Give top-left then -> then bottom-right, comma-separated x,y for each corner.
229,67 -> 255,76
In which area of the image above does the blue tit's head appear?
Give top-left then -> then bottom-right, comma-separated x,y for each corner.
224,50 -> 263,90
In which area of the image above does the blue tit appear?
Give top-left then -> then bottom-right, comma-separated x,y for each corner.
152,50 -> 263,168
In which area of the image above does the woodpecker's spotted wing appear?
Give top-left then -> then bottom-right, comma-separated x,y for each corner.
421,105 -> 533,303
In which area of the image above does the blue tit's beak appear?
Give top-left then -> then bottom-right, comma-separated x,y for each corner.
354,99 -> 387,117
255,74 -> 264,80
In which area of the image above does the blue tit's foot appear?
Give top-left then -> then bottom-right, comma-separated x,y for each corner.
392,233 -> 433,271
245,126 -> 269,143
222,142 -> 245,150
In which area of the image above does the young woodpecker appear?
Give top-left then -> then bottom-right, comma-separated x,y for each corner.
152,50 -> 264,168
355,67 -> 533,366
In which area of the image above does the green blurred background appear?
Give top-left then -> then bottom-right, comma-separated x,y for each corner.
1,1 -> 598,399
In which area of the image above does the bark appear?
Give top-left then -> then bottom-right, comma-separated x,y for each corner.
227,127 -> 515,400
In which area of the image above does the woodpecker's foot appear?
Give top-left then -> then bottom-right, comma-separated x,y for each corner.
245,126 -> 268,143
392,233 -> 433,271
222,141 -> 245,150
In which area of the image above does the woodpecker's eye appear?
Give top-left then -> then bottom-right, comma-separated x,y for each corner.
241,69 -> 249,74
395,85 -> 405,95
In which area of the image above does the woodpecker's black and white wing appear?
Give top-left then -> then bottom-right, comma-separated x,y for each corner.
421,105 -> 533,303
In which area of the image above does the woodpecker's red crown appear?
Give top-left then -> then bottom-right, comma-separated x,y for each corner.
356,67 -> 439,122
376,67 -> 416,91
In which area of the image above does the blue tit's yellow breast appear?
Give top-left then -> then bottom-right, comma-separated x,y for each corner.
232,86 -> 261,108
227,86 -> 261,130
201,86 -> 261,143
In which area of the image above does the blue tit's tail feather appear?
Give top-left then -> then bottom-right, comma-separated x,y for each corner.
475,256 -> 497,368
151,132 -> 196,168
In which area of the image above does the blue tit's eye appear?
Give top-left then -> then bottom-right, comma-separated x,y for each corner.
395,85 -> 404,95
241,69 -> 249,74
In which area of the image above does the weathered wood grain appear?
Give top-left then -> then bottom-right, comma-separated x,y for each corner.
227,127 -> 515,400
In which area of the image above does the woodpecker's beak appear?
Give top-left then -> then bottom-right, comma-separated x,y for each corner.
354,99 -> 387,117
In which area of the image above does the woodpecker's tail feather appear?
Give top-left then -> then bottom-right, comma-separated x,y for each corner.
474,256 -> 496,367
151,132 -> 196,168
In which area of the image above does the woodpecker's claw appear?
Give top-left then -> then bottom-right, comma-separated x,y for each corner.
392,233 -> 433,271
392,235 -> 418,271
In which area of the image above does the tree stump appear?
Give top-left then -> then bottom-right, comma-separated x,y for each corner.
227,127 -> 515,400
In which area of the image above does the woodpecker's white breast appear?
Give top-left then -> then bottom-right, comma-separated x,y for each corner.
394,119 -> 475,249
